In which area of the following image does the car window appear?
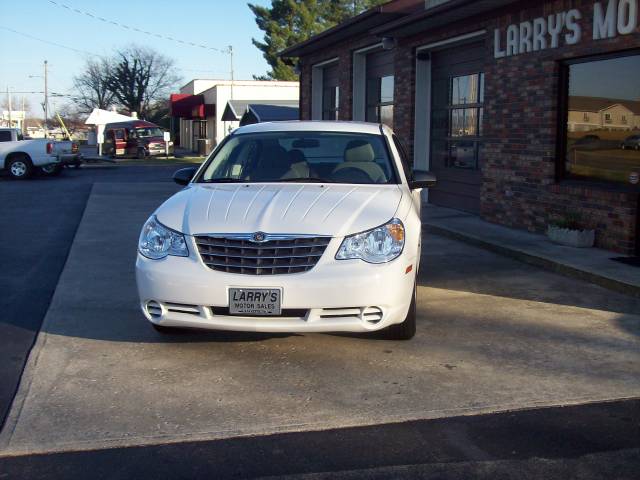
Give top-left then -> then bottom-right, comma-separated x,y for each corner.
199,131 -> 398,185
0,131 -> 12,142
136,127 -> 163,137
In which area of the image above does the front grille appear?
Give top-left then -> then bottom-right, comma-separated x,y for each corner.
195,235 -> 331,275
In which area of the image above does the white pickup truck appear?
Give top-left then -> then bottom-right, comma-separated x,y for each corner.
0,128 -> 82,179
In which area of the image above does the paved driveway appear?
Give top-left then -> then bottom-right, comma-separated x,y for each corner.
1,181 -> 639,456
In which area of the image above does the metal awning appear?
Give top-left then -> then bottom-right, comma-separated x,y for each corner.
170,94 -> 213,119
222,100 -> 299,122
240,105 -> 299,125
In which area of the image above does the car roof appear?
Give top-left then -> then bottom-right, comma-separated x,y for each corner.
232,121 -> 386,136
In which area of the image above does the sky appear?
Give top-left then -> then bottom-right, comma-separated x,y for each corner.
569,56 -> 640,101
0,0 -> 272,116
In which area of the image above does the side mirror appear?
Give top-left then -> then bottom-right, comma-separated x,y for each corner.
409,170 -> 437,189
173,167 -> 198,186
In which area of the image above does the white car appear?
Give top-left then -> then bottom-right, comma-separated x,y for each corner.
135,121 -> 435,340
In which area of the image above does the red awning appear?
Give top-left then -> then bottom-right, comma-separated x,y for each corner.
170,94 -> 212,119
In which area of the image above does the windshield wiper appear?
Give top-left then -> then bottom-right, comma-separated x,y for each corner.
277,177 -> 335,183
201,178 -> 247,183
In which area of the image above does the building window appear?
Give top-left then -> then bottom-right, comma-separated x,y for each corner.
564,52 -> 640,184
322,85 -> 339,120
432,73 -> 484,170
583,112 -> 590,122
366,75 -> 394,127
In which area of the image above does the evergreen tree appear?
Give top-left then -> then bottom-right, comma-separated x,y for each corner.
249,0 -> 387,80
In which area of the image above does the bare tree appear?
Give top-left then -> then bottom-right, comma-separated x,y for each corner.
104,45 -> 180,118
73,58 -> 115,113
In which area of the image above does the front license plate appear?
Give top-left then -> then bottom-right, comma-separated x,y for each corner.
228,288 -> 281,316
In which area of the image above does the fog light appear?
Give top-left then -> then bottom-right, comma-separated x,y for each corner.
146,300 -> 163,318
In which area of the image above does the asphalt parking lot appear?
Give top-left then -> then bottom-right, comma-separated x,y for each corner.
0,165 -> 639,478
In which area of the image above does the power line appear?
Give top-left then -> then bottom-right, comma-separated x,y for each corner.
0,25 -> 94,55
48,0 -> 230,54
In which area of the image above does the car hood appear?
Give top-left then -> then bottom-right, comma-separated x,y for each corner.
155,183 -> 403,238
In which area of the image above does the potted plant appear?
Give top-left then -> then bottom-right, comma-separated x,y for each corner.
546,212 -> 595,248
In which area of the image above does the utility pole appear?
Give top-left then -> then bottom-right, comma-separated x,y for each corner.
229,45 -> 234,100
44,60 -> 49,137
21,96 -> 25,134
6,86 -> 11,127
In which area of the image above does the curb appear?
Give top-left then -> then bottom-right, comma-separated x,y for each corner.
423,224 -> 640,299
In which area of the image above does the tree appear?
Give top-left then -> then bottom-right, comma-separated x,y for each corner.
104,45 -> 180,118
249,0 -> 387,80
73,58 -> 115,113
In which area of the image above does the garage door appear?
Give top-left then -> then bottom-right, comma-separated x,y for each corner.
429,42 -> 485,214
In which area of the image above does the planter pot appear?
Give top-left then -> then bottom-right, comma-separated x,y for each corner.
546,225 -> 595,248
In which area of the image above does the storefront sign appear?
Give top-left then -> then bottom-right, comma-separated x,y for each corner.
494,0 -> 638,58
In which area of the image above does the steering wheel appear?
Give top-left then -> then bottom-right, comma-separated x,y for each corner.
332,167 -> 372,183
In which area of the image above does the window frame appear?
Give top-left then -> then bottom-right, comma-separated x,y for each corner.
365,75 -> 395,126
431,72 -> 485,171
557,48 -> 640,186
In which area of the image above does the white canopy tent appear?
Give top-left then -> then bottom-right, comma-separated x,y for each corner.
84,108 -> 135,150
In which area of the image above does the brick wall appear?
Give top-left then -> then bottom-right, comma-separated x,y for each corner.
296,0 -> 640,253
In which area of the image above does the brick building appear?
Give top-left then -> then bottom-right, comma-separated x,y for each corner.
282,0 -> 640,255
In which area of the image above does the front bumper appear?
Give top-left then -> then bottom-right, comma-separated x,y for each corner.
136,237 -> 417,333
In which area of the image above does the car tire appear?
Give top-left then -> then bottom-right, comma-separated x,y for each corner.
137,148 -> 147,160
39,164 -> 63,177
151,323 -> 180,334
385,282 -> 417,340
7,155 -> 33,179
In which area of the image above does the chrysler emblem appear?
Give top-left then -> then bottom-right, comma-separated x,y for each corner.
252,231 -> 267,243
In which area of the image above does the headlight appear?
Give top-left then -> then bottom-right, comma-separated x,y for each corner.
138,215 -> 189,260
336,219 -> 404,264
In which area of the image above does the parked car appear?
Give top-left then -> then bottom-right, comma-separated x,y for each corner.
136,121 -> 436,340
0,128 -> 81,179
103,120 -> 173,159
620,134 -> 640,150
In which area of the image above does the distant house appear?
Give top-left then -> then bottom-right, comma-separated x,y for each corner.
568,96 -> 640,132
169,80 -> 299,153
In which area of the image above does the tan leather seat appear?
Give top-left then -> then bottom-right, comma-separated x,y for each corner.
281,149 -> 311,179
332,140 -> 387,183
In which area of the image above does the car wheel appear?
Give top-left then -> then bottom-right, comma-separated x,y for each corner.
39,164 -> 63,176
7,155 -> 33,179
151,323 -> 180,334
137,148 -> 148,160
385,282 -> 417,340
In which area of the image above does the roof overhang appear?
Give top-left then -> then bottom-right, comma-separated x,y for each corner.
281,0 -> 522,58
373,0 -> 521,37
280,0 -> 425,58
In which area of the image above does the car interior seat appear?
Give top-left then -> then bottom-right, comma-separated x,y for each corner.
332,140 -> 388,183
281,149 -> 312,179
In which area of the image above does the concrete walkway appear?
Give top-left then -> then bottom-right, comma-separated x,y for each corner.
423,205 -> 640,298
1,183 -> 638,456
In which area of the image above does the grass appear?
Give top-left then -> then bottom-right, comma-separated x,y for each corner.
568,148 -> 640,182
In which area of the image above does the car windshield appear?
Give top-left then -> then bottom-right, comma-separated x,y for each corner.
135,127 -> 163,138
198,131 -> 397,184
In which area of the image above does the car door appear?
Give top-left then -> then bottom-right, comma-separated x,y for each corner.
114,129 -> 127,156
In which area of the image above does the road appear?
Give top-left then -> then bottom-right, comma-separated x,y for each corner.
0,165 -> 638,479
0,165 -> 182,427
